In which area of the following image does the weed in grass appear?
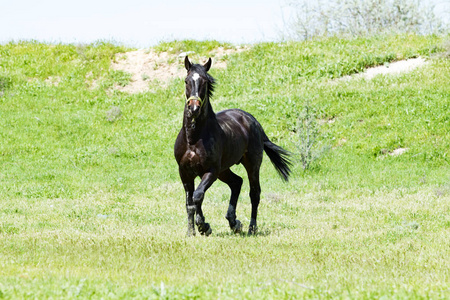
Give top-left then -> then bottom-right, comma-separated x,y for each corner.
0,74 -> 12,93
105,106 -> 122,122
110,70 -> 131,87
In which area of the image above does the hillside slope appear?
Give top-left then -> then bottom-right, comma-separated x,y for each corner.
0,35 -> 448,198
0,35 -> 449,299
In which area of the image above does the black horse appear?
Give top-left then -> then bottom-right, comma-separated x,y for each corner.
174,57 -> 291,236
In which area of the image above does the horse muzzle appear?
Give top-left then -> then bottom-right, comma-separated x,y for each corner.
187,96 -> 203,107
186,96 -> 203,116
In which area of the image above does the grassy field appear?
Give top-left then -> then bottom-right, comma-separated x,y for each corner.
0,34 -> 449,298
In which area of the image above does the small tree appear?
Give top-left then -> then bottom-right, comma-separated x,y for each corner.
296,100 -> 330,170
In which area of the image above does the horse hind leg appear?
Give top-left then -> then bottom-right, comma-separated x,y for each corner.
247,175 -> 261,235
218,169 -> 243,233
242,154 -> 262,235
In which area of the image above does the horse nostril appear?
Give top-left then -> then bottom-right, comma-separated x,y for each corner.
187,99 -> 201,113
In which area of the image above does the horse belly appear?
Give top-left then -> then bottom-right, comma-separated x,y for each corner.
220,137 -> 247,169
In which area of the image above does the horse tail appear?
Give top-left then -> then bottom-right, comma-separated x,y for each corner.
263,138 -> 292,182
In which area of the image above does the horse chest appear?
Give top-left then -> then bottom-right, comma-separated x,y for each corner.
181,149 -> 204,172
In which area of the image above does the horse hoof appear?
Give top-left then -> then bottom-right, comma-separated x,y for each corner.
204,226 -> 212,236
248,225 -> 258,235
232,219 -> 242,234
200,223 -> 212,236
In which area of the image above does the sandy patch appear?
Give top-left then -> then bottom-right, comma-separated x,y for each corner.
112,46 -> 249,94
377,147 -> 409,159
359,57 -> 427,79
340,57 -> 428,81
44,76 -> 61,86
389,147 -> 409,156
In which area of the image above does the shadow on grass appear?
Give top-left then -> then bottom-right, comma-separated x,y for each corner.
213,228 -> 272,238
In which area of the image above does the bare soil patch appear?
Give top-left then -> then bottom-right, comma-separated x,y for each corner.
339,57 -> 428,81
359,57 -> 427,79
389,147 -> 409,156
112,46 -> 249,94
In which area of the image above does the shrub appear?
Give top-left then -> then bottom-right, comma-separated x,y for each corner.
284,0 -> 448,40
296,100 -> 330,170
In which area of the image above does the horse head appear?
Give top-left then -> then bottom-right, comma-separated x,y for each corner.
184,56 -> 214,119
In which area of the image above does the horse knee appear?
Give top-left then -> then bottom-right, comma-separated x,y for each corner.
193,190 -> 204,204
186,205 -> 196,215
195,213 -> 205,225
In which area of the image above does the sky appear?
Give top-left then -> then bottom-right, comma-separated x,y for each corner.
0,0 -> 291,47
1,0 -> 448,47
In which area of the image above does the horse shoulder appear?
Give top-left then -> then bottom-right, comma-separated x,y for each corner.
174,129 -> 191,164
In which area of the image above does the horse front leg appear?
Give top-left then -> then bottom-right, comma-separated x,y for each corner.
183,180 -> 196,237
193,172 -> 217,236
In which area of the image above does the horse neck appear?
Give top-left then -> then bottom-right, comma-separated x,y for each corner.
183,101 -> 215,144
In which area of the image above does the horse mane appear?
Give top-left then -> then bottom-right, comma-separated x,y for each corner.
206,73 -> 215,100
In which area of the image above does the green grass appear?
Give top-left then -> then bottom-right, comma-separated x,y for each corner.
0,34 -> 449,298
154,40 -> 233,55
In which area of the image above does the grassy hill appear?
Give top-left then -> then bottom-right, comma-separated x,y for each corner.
0,35 -> 449,298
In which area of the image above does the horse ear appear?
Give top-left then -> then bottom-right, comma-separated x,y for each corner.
184,56 -> 192,71
204,58 -> 212,72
